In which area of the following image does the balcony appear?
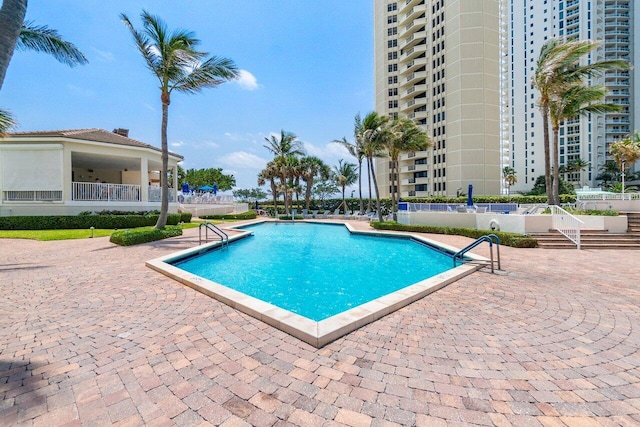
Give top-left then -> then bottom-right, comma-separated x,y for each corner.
402,29 -> 426,50
407,110 -> 428,121
405,83 -> 427,96
401,70 -> 427,87
401,163 -> 428,173
400,56 -> 427,76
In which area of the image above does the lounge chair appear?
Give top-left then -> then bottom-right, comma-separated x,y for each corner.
311,210 -> 319,218
321,211 -> 329,219
301,209 -> 309,218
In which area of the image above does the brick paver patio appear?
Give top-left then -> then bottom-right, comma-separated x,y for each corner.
1,222 -> 639,426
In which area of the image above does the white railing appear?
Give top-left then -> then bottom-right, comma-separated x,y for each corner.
73,182 -> 141,202
181,203 -> 248,218
577,193 -> 640,201
3,190 -> 62,202
551,205 -> 584,250
179,193 -> 234,204
148,187 -> 175,202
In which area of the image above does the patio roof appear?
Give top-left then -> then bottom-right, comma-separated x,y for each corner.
4,128 -> 183,160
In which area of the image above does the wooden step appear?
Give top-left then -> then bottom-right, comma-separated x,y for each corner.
530,229 -> 640,249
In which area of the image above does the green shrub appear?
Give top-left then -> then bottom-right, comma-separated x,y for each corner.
0,213 -> 181,230
199,210 -> 257,220
109,226 -> 183,246
370,222 -> 538,248
180,212 -> 193,223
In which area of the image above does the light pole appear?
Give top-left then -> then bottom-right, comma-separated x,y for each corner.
621,161 -> 626,195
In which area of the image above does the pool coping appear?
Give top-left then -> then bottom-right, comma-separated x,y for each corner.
146,220 -> 486,348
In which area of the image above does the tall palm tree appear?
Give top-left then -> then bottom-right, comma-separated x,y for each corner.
549,84 -> 620,200
332,159 -> 357,214
122,10 -> 238,229
257,161 -> 280,217
1,1 -> 87,131
263,130 -> 305,214
0,0 -> 27,91
335,113 -> 367,213
299,156 -> 330,210
359,112 -> 390,221
502,166 -> 517,195
386,117 -> 431,213
610,132 -> 640,193
534,38 -> 629,205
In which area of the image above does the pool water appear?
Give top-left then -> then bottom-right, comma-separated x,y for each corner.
173,222 -> 453,321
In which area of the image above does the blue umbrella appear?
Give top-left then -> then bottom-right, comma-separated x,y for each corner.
198,185 -> 213,191
467,184 -> 473,206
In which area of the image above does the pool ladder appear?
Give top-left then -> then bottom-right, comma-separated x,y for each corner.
452,234 -> 501,273
199,222 -> 229,247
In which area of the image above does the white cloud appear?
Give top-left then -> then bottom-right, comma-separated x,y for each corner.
171,141 -> 185,147
67,84 -> 93,97
219,151 -> 268,170
235,70 -> 260,91
91,47 -> 115,62
302,141 -> 351,162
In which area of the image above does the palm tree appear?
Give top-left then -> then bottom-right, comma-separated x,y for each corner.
257,161 -> 280,217
0,107 -> 16,135
534,38 -> 629,205
17,21 -> 88,68
0,0 -> 27,91
359,112 -> 390,221
567,157 -> 589,188
122,11 -> 238,229
502,166 -> 517,195
549,84 -> 620,200
332,159 -> 357,214
610,132 -> 640,193
299,156 -> 330,210
335,113 -> 367,213
263,130 -> 305,214
386,117 -> 430,213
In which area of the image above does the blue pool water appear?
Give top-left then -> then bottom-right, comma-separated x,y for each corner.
173,222 -> 454,321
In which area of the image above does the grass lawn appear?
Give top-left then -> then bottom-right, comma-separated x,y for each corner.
0,221 -> 205,241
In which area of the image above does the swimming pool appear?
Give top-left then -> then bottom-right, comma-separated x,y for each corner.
147,221 -> 484,347
173,222 -> 453,321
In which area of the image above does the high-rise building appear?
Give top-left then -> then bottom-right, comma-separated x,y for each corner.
374,0 -> 502,197
505,0 -> 637,192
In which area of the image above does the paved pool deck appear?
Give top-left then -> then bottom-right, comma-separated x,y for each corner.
1,220 -> 639,426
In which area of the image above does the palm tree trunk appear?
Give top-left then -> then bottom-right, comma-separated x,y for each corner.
155,97 -> 170,229
304,178 -> 313,210
366,157 -> 373,212
341,186 -> 346,213
369,158 -> 382,222
271,180 -> 278,218
542,103 -> 553,205
552,127 -> 560,205
358,159 -> 363,213
0,0 -> 27,91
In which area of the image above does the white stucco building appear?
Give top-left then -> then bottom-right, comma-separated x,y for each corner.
0,128 -> 183,216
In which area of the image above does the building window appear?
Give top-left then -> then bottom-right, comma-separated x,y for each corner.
387,2 -> 397,12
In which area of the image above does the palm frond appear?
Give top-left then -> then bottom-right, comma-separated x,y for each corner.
17,21 -> 88,66
0,108 -> 17,136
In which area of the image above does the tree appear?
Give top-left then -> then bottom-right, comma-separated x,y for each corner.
549,84 -> 619,200
386,117 -> 430,213
0,0 -> 27,92
263,130 -> 305,215
0,0 -> 87,133
502,166 -> 517,195
335,113 -> 367,213
299,156 -> 330,210
257,161 -> 280,216
122,11 -> 238,229
610,132 -> 640,193
332,159 -> 357,214
527,175 -> 575,197
182,167 -> 235,191
233,188 -> 266,202
567,158 -> 589,187
359,112 -> 390,221
312,180 -> 339,210
534,39 -> 628,205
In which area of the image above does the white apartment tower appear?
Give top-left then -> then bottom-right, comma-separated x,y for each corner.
374,0 -> 502,197
505,0 -> 638,192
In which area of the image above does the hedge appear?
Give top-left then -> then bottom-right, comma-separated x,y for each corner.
199,210 -> 257,220
370,222 -> 538,248
109,226 -> 183,246
0,213 -> 182,230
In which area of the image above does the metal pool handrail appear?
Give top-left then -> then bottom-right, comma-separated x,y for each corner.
452,234 -> 501,273
199,222 -> 229,247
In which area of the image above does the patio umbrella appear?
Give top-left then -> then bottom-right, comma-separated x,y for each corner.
198,185 -> 213,191
467,184 -> 473,207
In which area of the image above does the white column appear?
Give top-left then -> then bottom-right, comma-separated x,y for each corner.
140,158 -> 149,202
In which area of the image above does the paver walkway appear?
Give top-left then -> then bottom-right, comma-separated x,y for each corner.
1,222 -> 639,426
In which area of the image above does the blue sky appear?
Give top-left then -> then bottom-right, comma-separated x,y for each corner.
3,0 -> 374,192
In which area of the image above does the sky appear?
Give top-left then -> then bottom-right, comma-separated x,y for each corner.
2,0 -> 374,193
